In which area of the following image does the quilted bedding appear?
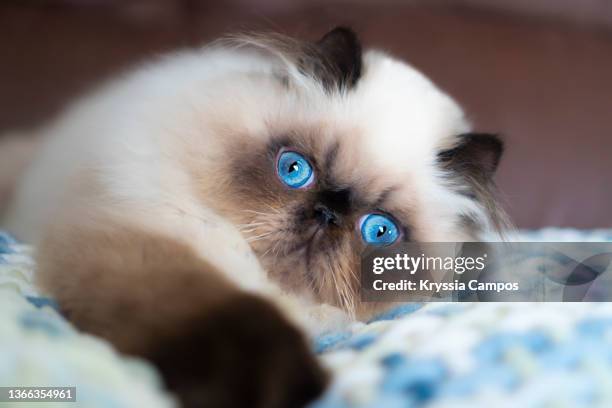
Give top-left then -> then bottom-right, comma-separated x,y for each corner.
2,229 -> 612,408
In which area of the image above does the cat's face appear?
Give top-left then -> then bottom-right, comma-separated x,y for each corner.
191,28 -> 507,317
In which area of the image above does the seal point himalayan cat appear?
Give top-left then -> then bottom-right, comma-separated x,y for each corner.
0,27 -> 508,407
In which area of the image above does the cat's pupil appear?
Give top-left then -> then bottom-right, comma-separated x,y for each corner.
289,161 -> 300,173
377,226 -> 387,237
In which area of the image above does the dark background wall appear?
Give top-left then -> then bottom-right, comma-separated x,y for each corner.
1,0 -> 611,229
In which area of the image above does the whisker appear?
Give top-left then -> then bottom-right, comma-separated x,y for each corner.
246,231 -> 276,242
263,203 -> 282,214
262,241 -> 278,258
239,227 -> 259,234
238,224 -> 267,232
242,209 -> 275,216
236,222 -> 267,229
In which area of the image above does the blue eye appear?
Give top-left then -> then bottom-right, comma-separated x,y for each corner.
360,214 -> 400,246
277,151 -> 314,189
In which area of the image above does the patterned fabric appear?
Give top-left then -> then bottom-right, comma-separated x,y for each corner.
313,302 -> 612,408
2,229 -> 612,407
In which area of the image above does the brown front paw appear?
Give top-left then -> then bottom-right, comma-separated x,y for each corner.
149,293 -> 328,408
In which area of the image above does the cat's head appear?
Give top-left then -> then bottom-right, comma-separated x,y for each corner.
188,27 -> 508,317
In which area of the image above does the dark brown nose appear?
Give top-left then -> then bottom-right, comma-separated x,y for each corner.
317,188 -> 351,213
313,203 -> 339,226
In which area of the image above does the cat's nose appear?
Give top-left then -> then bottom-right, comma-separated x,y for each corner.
317,188 -> 351,215
313,203 -> 339,226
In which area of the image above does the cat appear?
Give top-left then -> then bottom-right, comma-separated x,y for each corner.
0,27 -> 508,407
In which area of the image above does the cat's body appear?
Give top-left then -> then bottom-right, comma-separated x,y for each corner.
1,28 -> 506,407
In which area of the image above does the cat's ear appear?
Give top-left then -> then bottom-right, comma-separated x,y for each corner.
227,27 -> 361,91
312,26 -> 362,90
437,133 -> 504,180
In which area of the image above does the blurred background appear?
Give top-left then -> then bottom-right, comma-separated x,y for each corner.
1,0 -> 611,229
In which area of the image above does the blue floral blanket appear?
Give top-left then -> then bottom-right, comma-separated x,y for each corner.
2,229 -> 612,407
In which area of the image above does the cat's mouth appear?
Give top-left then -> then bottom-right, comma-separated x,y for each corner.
252,221 -> 329,268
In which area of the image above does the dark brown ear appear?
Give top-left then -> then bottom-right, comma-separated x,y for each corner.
438,133 -> 504,180
313,26 -> 362,90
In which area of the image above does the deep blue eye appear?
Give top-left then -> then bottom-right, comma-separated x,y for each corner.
277,151 -> 314,189
360,214 -> 400,246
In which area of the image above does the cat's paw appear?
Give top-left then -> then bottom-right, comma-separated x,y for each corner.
149,293 -> 328,408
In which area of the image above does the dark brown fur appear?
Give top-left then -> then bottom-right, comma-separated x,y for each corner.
228,26 -> 362,93
151,293 -> 327,408
438,133 -> 510,233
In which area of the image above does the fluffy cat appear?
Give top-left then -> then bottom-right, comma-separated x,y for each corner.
0,27 -> 507,407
